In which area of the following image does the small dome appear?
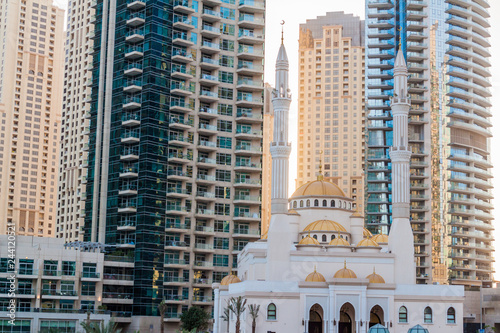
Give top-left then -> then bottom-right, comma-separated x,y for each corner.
366,269 -> 385,284
220,274 -> 241,286
305,267 -> 326,282
371,234 -> 389,244
329,237 -> 350,246
363,228 -> 373,238
298,235 -> 320,246
357,238 -> 379,247
303,220 -> 346,233
291,179 -> 346,198
288,209 -> 299,215
334,261 -> 357,279
407,325 -> 429,333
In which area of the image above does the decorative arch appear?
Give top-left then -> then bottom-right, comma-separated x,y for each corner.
331,234 -> 335,240
314,199 -> 319,207
322,235 -> 327,242
300,200 -> 304,208
313,234 -> 318,240
308,303 -> 323,333
369,305 -> 384,327
306,200 -> 310,207
339,302 -> 355,333
331,200 -> 335,207
293,201 -> 297,208
322,200 -> 327,207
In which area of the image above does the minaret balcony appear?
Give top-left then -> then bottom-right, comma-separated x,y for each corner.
238,0 -> 265,14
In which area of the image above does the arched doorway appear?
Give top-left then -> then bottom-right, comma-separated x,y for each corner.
308,304 -> 323,333
369,305 -> 384,327
339,302 -> 355,333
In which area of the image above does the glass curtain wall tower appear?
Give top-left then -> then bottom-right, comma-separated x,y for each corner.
85,0 -> 265,329
365,0 -> 494,287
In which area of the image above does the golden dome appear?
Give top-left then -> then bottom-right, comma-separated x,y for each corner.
220,274 -> 241,285
305,266 -> 326,282
371,234 -> 389,244
357,238 -> 379,247
303,220 -> 346,233
366,268 -> 385,284
363,228 -> 373,238
334,261 -> 357,279
288,209 -> 299,215
298,235 -> 320,246
291,179 -> 346,198
329,237 -> 350,246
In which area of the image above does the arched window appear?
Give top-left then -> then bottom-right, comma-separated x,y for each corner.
293,201 -> 297,208
300,200 -> 304,208
313,234 -> 317,240
267,303 -> 276,320
331,200 -> 335,207
322,200 -> 327,207
398,306 -> 407,323
306,200 -> 310,207
424,307 -> 432,323
346,236 -> 349,242
447,307 -> 455,324
331,234 -> 335,240
322,235 -> 327,242
314,199 -> 319,207
349,203 -> 351,210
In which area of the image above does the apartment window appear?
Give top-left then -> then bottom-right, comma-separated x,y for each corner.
213,254 -> 229,267
215,203 -> 230,216
215,220 -> 230,233
220,7 -> 235,20
216,170 -> 231,182
220,39 -> 235,51
61,261 -> 75,276
218,87 -> 233,100
221,23 -> 235,35
216,153 -> 231,165
218,104 -> 233,116
217,136 -> 232,149
219,55 -> 234,68
215,186 -> 230,199
219,71 -> 234,84
81,282 -> 96,296
217,120 -> 233,132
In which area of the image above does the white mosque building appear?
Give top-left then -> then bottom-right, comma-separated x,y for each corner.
212,38 -> 464,333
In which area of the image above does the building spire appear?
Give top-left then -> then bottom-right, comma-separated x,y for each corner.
281,20 -> 285,45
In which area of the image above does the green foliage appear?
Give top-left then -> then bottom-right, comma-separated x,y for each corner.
249,304 -> 260,333
80,321 -> 121,333
228,296 -> 247,333
180,306 -> 211,331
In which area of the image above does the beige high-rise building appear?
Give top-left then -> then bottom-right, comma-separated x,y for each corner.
297,12 -> 365,211
56,0 -> 94,242
0,0 -> 64,236
261,83 -> 273,236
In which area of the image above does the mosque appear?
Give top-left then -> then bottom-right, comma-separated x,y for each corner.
212,37 -> 464,333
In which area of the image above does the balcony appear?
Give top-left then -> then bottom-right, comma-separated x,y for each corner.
173,0 -> 195,14
238,30 -> 264,44
172,48 -> 194,63
196,174 -> 216,184
233,228 -> 260,238
171,64 -> 195,80
120,147 -> 139,162
201,24 -> 221,38
168,151 -> 192,164
234,179 -> 261,188
194,243 -> 215,252
123,79 -> 142,93
198,123 -> 218,135
234,161 -> 262,172
234,195 -> 261,205
167,169 -> 191,181
169,115 -> 194,130
199,90 -> 219,102
164,258 -> 189,267
102,292 -> 134,304
164,276 -> 189,285
234,211 -> 261,221
124,45 -> 144,60
195,225 -> 215,234
237,78 -> 263,91
238,14 -> 265,29
41,290 -> 78,299
200,41 -> 221,54
124,62 -> 143,76
199,73 -> 220,86
197,140 -> 218,151
126,12 -> 145,27
236,110 -> 263,123
200,57 -> 220,70
166,204 -> 189,215
238,0 -> 265,13
193,261 -> 214,269
173,31 -> 195,47
235,145 -> 262,155
121,130 -> 140,144
165,240 -> 189,250
117,218 -> 136,231
171,98 -> 195,113
125,29 -> 144,43
119,167 -> 138,179
173,17 -> 195,30
196,191 -> 216,201
166,221 -> 190,232
201,9 -> 221,22
123,96 -> 141,110
192,295 -> 213,304
237,45 -> 264,60
197,157 -> 217,168
199,106 -> 219,118
118,202 -> 137,214
171,81 -> 195,96
127,0 -> 145,10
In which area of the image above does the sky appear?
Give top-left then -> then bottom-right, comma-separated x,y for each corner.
52,0 -> 500,280
263,1 -> 500,281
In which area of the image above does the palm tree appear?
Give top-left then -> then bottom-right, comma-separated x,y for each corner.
248,304 -> 260,333
228,296 -> 247,333
80,320 -> 122,333
158,299 -> 167,333
221,301 -> 231,333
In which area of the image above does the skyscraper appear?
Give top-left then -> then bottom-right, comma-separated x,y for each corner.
365,0 -> 494,286
0,0 -> 65,237
297,12 -> 366,212
85,0 -> 265,329
56,0 -> 95,242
